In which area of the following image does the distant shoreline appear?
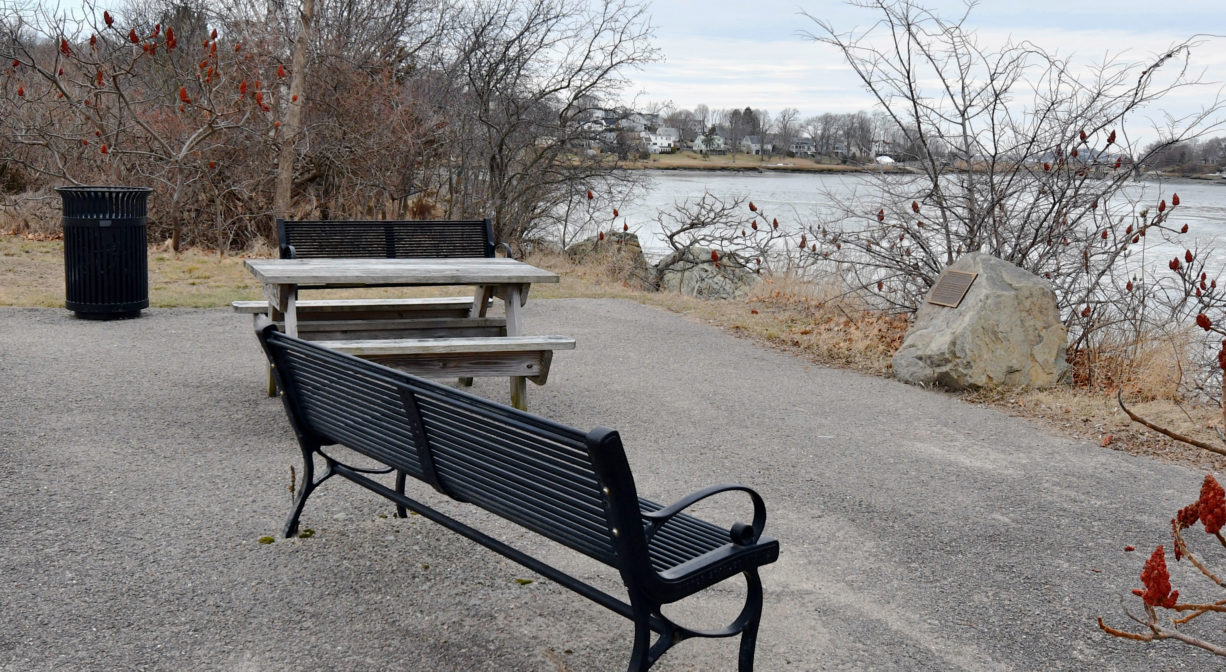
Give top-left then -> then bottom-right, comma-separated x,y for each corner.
619,152 -> 1226,183
618,152 -> 898,174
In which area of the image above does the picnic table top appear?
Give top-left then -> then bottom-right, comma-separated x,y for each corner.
243,257 -> 560,286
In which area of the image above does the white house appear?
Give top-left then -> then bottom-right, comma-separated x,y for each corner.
692,133 -> 726,153
740,135 -> 773,155
648,127 -> 681,153
791,137 -> 816,157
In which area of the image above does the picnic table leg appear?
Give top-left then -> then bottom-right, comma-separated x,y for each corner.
284,289 -> 299,338
459,285 -> 497,387
469,285 -> 494,318
503,284 -> 528,410
503,284 -> 524,335
253,313 -> 281,396
262,283 -> 294,396
510,377 -> 528,411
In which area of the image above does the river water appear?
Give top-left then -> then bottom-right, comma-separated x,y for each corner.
625,170 -> 1226,268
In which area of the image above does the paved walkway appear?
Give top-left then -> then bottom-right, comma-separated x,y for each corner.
0,300 -> 1215,670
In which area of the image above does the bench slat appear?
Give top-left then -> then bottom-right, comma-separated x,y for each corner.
285,317 -> 507,341
232,296 -> 479,315
322,335 -> 575,355
323,336 -> 572,384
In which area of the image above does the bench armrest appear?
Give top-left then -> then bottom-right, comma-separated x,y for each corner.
495,241 -> 514,259
642,484 -> 767,547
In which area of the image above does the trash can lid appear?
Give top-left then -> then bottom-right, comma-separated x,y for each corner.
56,186 -> 153,218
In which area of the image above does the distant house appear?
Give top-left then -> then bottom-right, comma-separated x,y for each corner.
693,133 -> 726,154
740,135 -> 773,155
617,113 -> 648,133
648,127 -> 680,154
791,138 -> 816,157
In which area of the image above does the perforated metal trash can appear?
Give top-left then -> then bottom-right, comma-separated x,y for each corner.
56,186 -> 152,319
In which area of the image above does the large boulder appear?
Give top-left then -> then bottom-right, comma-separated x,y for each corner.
892,252 -> 1068,390
566,231 -> 653,289
653,247 -> 759,299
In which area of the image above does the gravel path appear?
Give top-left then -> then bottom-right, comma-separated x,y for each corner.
0,300 -> 1217,670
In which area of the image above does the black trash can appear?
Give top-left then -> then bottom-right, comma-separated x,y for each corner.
57,186 -> 152,319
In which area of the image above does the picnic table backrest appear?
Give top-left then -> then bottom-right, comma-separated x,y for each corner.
277,219 -> 495,259
263,328 -> 626,566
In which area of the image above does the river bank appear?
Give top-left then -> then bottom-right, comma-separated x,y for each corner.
620,150 -> 1226,182
619,150 -> 902,174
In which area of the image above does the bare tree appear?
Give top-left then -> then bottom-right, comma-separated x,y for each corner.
654,190 -> 812,280
803,0 -> 1226,343
1,0 -> 653,252
665,107 -> 696,144
435,0 -> 657,247
775,106 -> 799,155
756,108 -> 773,156
0,1 -> 282,249
804,112 -> 839,157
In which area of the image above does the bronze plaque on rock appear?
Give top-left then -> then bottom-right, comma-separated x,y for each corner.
927,270 -> 977,308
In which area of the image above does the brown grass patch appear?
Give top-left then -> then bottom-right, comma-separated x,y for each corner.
0,232 -> 263,308
1070,328 -> 1193,402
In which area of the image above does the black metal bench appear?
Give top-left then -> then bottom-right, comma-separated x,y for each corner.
257,322 -> 780,672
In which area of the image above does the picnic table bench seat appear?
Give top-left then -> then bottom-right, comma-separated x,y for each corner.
321,334 -> 575,406
232,298 -> 505,340
257,323 -> 780,672
231,296 -> 485,320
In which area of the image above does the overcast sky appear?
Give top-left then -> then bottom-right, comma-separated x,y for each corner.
630,0 -> 1226,127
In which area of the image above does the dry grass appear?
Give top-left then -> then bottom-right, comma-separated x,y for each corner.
4,230 -> 1226,472
1070,328 -> 1194,402
0,232 -> 265,308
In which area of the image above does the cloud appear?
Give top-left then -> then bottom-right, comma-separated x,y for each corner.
627,13 -> 1226,128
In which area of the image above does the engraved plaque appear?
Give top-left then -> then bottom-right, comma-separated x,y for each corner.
927,270 -> 977,308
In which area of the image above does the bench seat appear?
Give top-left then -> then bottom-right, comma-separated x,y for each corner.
320,335 -> 575,384
256,316 -> 508,341
232,296 -> 482,319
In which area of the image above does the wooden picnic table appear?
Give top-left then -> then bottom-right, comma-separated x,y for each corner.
244,257 -> 559,336
242,257 -> 565,408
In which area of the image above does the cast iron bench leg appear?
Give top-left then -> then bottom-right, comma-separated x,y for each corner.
627,612 -> 653,672
283,450 -> 334,538
738,570 -> 765,672
394,470 -> 409,519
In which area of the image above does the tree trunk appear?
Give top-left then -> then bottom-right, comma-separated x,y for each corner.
273,0 -> 315,234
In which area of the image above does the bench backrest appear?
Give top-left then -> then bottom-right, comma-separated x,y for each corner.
277,219 -> 496,260
259,326 -> 641,568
